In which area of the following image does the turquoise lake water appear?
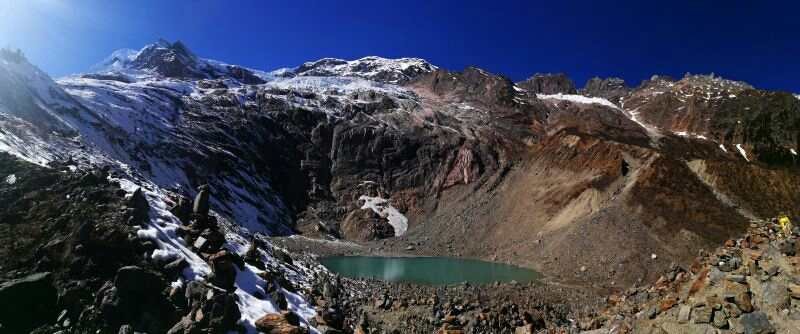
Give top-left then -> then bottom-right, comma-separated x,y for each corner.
319,256 -> 541,285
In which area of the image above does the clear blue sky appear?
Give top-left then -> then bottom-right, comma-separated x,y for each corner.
1,0 -> 798,91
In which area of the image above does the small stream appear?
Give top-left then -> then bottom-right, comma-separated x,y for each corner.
320,256 -> 541,285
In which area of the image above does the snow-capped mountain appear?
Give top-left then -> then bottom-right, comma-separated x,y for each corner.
85,39 -> 269,84
2,38 -> 800,333
288,56 -> 437,84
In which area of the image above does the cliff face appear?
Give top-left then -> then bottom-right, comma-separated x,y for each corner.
517,73 -> 578,94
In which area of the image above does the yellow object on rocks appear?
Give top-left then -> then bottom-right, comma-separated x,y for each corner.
779,216 -> 792,236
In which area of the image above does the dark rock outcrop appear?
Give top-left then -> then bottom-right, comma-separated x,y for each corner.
0,272 -> 57,332
578,77 -> 632,103
517,73 -> 577,94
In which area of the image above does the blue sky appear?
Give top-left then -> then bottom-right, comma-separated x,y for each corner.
1,0 -> 798,91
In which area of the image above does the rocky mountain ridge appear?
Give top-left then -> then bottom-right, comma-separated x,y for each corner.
1,39 -> 800,333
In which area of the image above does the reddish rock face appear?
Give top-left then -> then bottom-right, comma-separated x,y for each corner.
255,313 -> 309,334
340,207 -> 395,241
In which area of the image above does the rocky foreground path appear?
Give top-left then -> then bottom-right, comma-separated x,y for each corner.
578,218 -> 800,334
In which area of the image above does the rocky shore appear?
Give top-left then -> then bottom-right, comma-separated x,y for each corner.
276,216 -> 800,334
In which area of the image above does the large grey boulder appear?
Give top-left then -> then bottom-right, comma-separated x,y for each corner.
735,311 -> 776,334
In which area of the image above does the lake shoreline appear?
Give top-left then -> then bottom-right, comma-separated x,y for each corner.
319,255 -> 542,286
267,234 -> 609,332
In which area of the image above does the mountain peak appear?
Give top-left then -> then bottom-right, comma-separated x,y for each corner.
291,56 -> 436,84
516,73 -> 577,94
129,39 -> 205,78
84,40 -> 265,83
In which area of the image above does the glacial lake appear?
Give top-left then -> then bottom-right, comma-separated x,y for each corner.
319,256 -> 541,285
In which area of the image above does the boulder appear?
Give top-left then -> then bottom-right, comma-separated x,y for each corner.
118,324 -> 134,334
723,302 -> 743,318
659,295 -> 678,312
114,266 -> 165,295
192,185 -> 210,215
209,249 -> 245,291
760,281 -> 790,310
713,310 -> 728,329
321,305 -> 345,329
0,272 -> 57,332
734,293 -> 753,313
209,249 -> 245,270
163,257 -> 189,281
273,248 -> 294,265
184,281 -> 208,310
281,310 -> 301,326
692,306 -> 713,324
195,229 -> 225,253
735,311 -> 775,334
199,292 -> 241,332
244,240 -> 266,270
678,305 -> 691,323
724,280 -> 749,295
169,196 -> 192,223
255,313 -> 309,334
728,275 -> 746,283
340,208 -> 395,240
128,187 -> 148,210
779,240 -> 795,256
270,289 -> 288,310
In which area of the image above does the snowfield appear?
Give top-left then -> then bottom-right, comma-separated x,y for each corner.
536,93 -> 620,109
736,143 -> 749,162
359,195 -> 409,236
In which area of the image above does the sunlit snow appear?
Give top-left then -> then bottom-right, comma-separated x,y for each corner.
359,195 -> 409,236
736,144 -> 749,162
536,93 -> 619,109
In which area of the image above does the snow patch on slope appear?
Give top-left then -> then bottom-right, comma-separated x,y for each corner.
359,195 -> 409,236
86,48 -> 138,73
265,76 -> 411,96
537,93 -> 619,109
736,144 -> 749,162
116,179 -> 318,333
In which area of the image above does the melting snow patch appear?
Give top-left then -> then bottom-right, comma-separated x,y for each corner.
675,131 -> 688,136
536,93 -> 619,109
719,144 -> 727,152
4,174 -> 16,185
791,148 -> 797,156
359,195 -> 408,236
736,144 -> 749,162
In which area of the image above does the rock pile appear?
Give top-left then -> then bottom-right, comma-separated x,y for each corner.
581,218 -> 800,333
166,184 -> 311,333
